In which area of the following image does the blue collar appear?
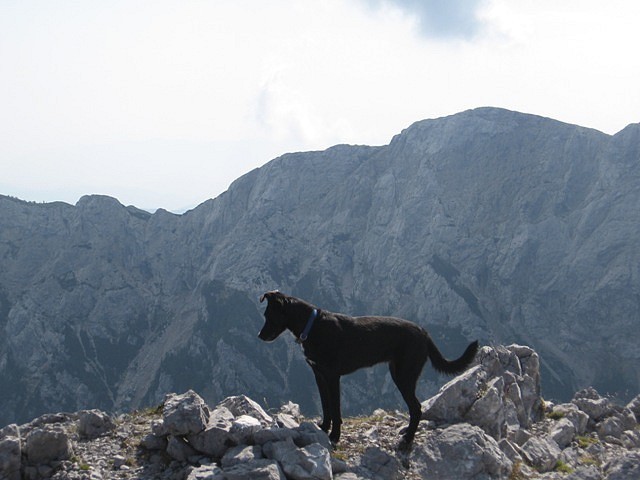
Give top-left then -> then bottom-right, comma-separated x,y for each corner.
297,309 -> 318,343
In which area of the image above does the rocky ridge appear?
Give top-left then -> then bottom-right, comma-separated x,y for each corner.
2,345 -> 639,480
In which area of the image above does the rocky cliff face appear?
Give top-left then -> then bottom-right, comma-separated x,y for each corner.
1,107 -> 640,426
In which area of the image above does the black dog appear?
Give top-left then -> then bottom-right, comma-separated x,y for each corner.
258,291 -> 479,446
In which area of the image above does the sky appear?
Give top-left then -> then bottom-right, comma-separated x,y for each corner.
1,0 -> 639,212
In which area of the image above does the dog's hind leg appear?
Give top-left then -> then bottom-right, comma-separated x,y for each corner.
389,355 -> 425,447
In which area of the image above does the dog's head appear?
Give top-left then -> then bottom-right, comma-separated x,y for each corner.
258,290 -> 289,342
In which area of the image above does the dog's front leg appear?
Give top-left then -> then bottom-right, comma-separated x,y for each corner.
312,368 -> 332,434
326,373 -> 342,444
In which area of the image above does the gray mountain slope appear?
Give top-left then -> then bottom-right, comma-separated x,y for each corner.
1,107 -> 639,426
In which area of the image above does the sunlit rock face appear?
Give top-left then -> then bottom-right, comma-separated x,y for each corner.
1,107 -> 639,426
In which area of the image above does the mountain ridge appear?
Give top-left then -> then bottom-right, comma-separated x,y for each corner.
1,107 -> 639,427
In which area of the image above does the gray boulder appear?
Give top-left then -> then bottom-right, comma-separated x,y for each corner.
23,425 -> 73,466
550,403 -> 589,434
621,429 -> 640,449
422,345 -> 543,441
188,422 -> 234,459
222,445 -> 264,469
218,395 -> 273,426
412,423 -> 512,479
422,364 -> 486,423
263,437 -> 298,462
294,422 -> 332,450
603,451 -> 640,480
77,409 -> 116,439
626,393 -> 640,419
596,415 -> 625,440
278,443 -> 332,480
465,376 -> 505,439
187,465 -> 225,480
223,459 -> 286,480
166,435 -> 198,462
497,438 -> 522,463
163,390 -> 210,436
254,427 -> 301,446
263,435 -> 333,479
140,432 -> 168,451
230,415 -> 262,445
520,436 -> 561,473
549,417 -> 576,448
280,401 -> 302,420
357,446 -> 401,480
0,427 -> 21,480
572,387 -> 613,422
186,404 -> 236,458
275,413 -> 300,429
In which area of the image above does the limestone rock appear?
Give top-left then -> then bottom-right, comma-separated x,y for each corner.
422,344 -> 543,440
279,443 -> 332,480
275,413 -> 299,429
187,421 -> 234,459
596,416 -> 625,440
0,432 -> 21,480
218,395 -> 273,426
520,435 -> 561,472
603,451 -> 640,480
551,403 -> 589,434
229,415 -> 262,445
221,445 -> 263,469
573,390 -> 613,422
549,417 -> 576,448
412,423 -> 512,479
77,409 -> 116,439
186,465 -> 225,480
163,390 -> 210,436
626,393 -> 640,419
254,427 -> 301,446
357,447 -> 401,480
294,422 -> 332,450
24,425 -> 73,466
166,435 -> 198,462
223,459 -> 286,480
421,365 -> 486,423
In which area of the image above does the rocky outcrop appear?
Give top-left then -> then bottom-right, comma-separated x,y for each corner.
422,344 -> 544,439
2,345 -> 639,480
2,108 -> 640,425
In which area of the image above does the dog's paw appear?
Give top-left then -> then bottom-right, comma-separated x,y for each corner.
397,437 -> 413,453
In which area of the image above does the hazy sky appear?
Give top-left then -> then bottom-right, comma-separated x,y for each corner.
1,0 -> 639,212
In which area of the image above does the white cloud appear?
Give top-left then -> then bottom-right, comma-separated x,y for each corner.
363,0 -> 488,38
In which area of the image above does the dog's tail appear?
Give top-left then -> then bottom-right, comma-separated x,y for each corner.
426,337 -> 479,375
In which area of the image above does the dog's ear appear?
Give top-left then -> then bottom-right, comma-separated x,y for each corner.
260,290 -> 281,303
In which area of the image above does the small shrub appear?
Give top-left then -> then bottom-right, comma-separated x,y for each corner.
579,454 -> 600,467
547,410 -> 565,420
508,460 -> 526,480
555,460 -> 574,473
577,435 -> 598,449
332,450 -> 348,462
